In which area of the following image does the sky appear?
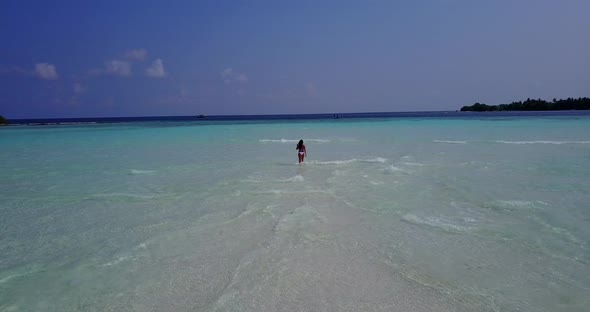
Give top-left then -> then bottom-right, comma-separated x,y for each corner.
1,0 -> 589,118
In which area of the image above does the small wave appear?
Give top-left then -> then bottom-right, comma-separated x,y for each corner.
529,215 -> 582,245
87,193 -> 158,200
306,159 -> 353,165
363,157 -> 387,163
307,157 -> 386,165
495,140 -> 590,145
259,138 -> 330,143
400,162 -> 432,166
130,169 -> 155,175
494,200 -> 541,209
383,165 -> 406,174
243,175 -> 304,183
255,189 -> 330,195
0,270 -> 37,284
103,256 -> 134,267
240,178 -> 265,183
402,214 -> 472,233
274,206 -> 325,234
280,175 -> 304,182
434,140 -> 467,144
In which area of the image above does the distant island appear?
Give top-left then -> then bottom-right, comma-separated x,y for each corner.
0,115 -> 7,125
460,97 -> 590,112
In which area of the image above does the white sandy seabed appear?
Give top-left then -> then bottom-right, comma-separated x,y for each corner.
0,117 -> 589,311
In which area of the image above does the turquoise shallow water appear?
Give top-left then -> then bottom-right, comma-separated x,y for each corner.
1,117 -> 590,311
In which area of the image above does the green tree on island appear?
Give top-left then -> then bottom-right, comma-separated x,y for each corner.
0,115 -> 7,125
460,97 -> 590,112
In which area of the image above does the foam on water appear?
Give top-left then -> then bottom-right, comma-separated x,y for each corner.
383,165 -> 407,174
130,169 -> 156,174
494,200 -> 541,209
102,256 -> 135,267
1,116 -> 590,311
307,157 -> 387,165
0,271 -> 36,285
400,162 -> 434,166
434,140 -> 468,144
241,174 -> 304,183
281,175 -> 304,182
86,192 -> 160,200
402,214 -> 474,233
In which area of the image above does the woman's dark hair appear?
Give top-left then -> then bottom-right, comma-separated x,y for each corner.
297,139 -> 304,150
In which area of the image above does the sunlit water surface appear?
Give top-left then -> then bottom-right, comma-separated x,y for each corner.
1,117 -> 589,311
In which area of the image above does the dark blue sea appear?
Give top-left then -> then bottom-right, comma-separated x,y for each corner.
7,110 -> 590,126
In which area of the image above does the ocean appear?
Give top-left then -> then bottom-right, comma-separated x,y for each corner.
1,112 -> 589,311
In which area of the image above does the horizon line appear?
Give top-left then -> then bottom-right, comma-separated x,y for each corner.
7,110 -> 460,121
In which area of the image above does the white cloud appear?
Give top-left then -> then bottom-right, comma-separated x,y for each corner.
221,68 -> 248,84
90,60 -> 132,76
221,68 -> 233,83
125,49 -> 147,61
236,73 -> 248,83
74,83 -> 87,94
35,63 -> 58,80
88,49 -> 152,76
105,60 -> 131,76
69,83 -> 87,105
145,59 -> 166,78
1,64 -> 61,80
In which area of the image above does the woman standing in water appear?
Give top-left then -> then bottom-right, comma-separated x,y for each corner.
296,139 -> 307,163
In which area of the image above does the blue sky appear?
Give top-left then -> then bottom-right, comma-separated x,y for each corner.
1,0 -> 589,118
